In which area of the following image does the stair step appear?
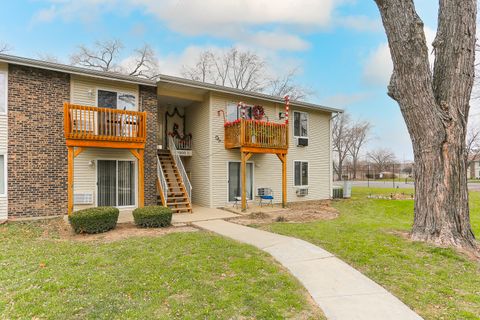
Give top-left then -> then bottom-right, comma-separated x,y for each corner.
170,207 -> 192,213
167,201 -> 190,205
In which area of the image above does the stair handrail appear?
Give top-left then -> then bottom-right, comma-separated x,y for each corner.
157,156 -> 168,206
168,136 -> 192,202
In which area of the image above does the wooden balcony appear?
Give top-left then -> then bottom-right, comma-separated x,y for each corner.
224,119 -> 288,153
64,102 -> 147,149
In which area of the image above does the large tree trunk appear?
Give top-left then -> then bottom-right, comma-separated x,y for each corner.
375,0 -> 477,251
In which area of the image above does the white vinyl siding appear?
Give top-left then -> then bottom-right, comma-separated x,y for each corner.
288,109 -> 331,201
70,76 -> 140,211
70,75 -> 138,111
0,63 -> 7,219
185,95 -> 212,207
73,148 -> 137,211
208,92 -> 332,207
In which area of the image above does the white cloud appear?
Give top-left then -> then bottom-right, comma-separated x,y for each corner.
337,15 -> 382,32
246,31 -> 310,51
31,0 -> 375,52
134,0 -> 336,34
32,5 -> 57,23
362,26 -> 436,86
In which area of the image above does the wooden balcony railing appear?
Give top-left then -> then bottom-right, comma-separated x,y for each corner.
64,103 -> 147,145
224,119 -> 288,150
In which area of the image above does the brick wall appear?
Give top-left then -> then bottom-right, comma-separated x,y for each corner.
8,65 -> 70,217
140,85 -> 158,206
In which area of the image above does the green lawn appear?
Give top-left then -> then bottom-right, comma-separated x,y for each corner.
266,187 -> 480,320
0,221 -> 322,319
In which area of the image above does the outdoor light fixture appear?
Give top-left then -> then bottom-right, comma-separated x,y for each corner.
279,112 -> 286,120
88,160 -> 95,168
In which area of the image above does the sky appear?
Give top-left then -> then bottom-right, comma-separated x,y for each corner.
0,0 -> 451,161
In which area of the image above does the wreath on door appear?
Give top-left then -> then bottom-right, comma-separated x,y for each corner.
252,105 -> 265,120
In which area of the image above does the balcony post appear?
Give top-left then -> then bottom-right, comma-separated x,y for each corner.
277,153 -> 287,208
67,146 -> 74,215
241,150 -> 253,211
130,149 -> 145,208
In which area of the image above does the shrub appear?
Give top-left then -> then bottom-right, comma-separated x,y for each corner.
68,207 -> 119,234
133,206 -> 172,228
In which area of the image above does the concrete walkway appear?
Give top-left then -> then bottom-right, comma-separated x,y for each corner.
193,219 -> 423,320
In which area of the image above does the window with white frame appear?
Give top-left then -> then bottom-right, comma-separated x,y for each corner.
0,155 -> 5,195
0,72 -> 6,113
294,161 -> 309,186
97,90 -> 136,111
293,111 -> 308,137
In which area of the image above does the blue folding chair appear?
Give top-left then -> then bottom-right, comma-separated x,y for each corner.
258,188 -> 274,207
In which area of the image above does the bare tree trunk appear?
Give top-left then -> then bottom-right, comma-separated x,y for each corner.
375,0 -> 477,251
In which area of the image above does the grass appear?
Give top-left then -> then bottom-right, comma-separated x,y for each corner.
0,221 -> 322,319
266,187 -> 480,320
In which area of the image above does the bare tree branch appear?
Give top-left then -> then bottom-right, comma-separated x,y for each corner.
347,121 -> 372,179
70,40 -> 161,80
268,68 -> 312,101
0,42 -> 12,54
70,40 -> 123,72
126,44 -> 160,80
182,47 -> 310,98
332,113 -> 353,180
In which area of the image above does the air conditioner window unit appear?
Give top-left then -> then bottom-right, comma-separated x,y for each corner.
296,137 -> 308,147
296,188 -> 308,197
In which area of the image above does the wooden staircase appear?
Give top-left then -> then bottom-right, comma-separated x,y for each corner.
157,149 -> 192,213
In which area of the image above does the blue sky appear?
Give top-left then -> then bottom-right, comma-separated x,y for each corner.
0,0 -> 442,160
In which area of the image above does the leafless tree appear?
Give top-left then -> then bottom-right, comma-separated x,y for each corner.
37,53 -> 60,63
182,51 -> 215,83
123,44 -> 160,80
182,47 -> 309,98
466,126 -> 480,167
70,40 -> 160,80
375,0 -> 477,251
367,148 -> 396,173
332,113 -> 352,180
71,40 -> 123,72
268,68 -> 312,101
348,121 -> 371,179
0,42 -> 12,54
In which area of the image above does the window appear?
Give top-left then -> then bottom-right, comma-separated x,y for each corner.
0,72 -> 6,113
293,111 -> 308,137
226,103 -> 252,122
97,90 -> 136,111
294,161 -> 309,186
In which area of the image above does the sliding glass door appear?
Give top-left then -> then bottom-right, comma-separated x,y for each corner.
98,160 -> 136,207
228,162 -> 253,202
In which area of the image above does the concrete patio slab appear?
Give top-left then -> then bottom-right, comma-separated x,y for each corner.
193,219 -> 423,320
113,205 -> 239,225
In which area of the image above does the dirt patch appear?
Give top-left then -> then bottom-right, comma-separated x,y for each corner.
231,200 -> 338,226
37,218 -> 197,243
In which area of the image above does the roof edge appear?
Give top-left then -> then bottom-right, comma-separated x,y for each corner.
0,53 -> 157,87
158,74 -> 343,114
